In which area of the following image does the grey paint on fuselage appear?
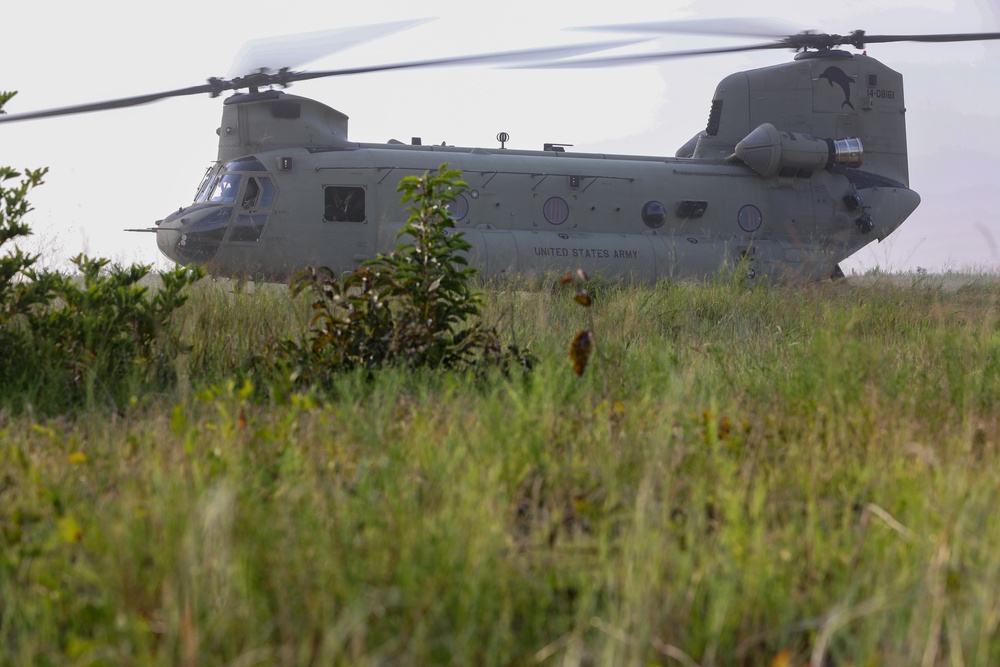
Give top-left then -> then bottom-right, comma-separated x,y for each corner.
158,51 -> 921,283
205,141 -> 909,281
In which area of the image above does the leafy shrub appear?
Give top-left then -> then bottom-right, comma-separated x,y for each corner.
0,92 -> 52,325
24,256 -> 203,408
281,164 -> 531,385
0,91 -> 203,412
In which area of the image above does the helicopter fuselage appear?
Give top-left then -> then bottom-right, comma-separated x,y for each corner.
153,51 -> 921,282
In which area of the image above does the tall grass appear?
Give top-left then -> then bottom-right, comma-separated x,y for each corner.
3,273 -> 1000,666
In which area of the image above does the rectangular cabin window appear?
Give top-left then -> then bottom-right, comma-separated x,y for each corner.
676,200 -> 708,218
324,186 -> 366,222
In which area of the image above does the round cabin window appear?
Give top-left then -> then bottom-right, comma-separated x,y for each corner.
543,196 -> 569,225
641,201 -> 666,229
738,204 -> 763,232
449,194 -> 470,221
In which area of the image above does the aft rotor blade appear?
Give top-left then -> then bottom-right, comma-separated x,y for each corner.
0,84 -> 217,123
852,31 -> 1000,46
522,29 -> 1000,68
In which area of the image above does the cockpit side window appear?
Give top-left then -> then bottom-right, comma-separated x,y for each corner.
227,176 -> 276,243
241,178 -> 260,208
237,177 -> 275,209
228,213 -> 269,243
324,186 -> 366,222
258,178 -> 275,208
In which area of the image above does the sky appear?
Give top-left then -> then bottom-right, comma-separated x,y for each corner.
2,0 -> 999,274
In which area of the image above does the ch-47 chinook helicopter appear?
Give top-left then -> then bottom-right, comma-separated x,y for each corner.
3,19 -> 999,282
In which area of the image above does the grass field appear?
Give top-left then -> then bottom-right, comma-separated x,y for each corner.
3,271 -> 1000,666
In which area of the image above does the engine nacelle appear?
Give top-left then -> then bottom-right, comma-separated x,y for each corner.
735,123 -> 862,178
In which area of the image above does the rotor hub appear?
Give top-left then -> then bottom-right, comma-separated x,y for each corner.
782,29 -> 868,52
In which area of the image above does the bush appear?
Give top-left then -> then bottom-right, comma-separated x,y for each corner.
281,164 -> 530,385
22,256 -> 203,410
0,91 -> 203,413
0,93 -> 52,324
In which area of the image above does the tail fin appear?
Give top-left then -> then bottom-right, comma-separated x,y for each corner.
693,51 -> 909,187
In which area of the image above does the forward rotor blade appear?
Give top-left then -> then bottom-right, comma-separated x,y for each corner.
0,84 -> 217,123
226,18 -> 436,78
281,39 -> 644,81
3,20 -> 439,125
0,37 -> 642,124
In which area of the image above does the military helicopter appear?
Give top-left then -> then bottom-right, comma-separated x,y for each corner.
3,19 -> 999,282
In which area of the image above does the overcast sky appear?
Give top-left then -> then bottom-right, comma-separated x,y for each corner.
2,0 -> 998,274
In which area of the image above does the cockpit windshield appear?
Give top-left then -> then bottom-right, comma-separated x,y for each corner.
194,164 -> 222,203
208,174 -> 242,204
194,157 -> 267,204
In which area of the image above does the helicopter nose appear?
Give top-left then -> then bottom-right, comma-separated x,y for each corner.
155,225 -> 182,262
155,205 -> 234,264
